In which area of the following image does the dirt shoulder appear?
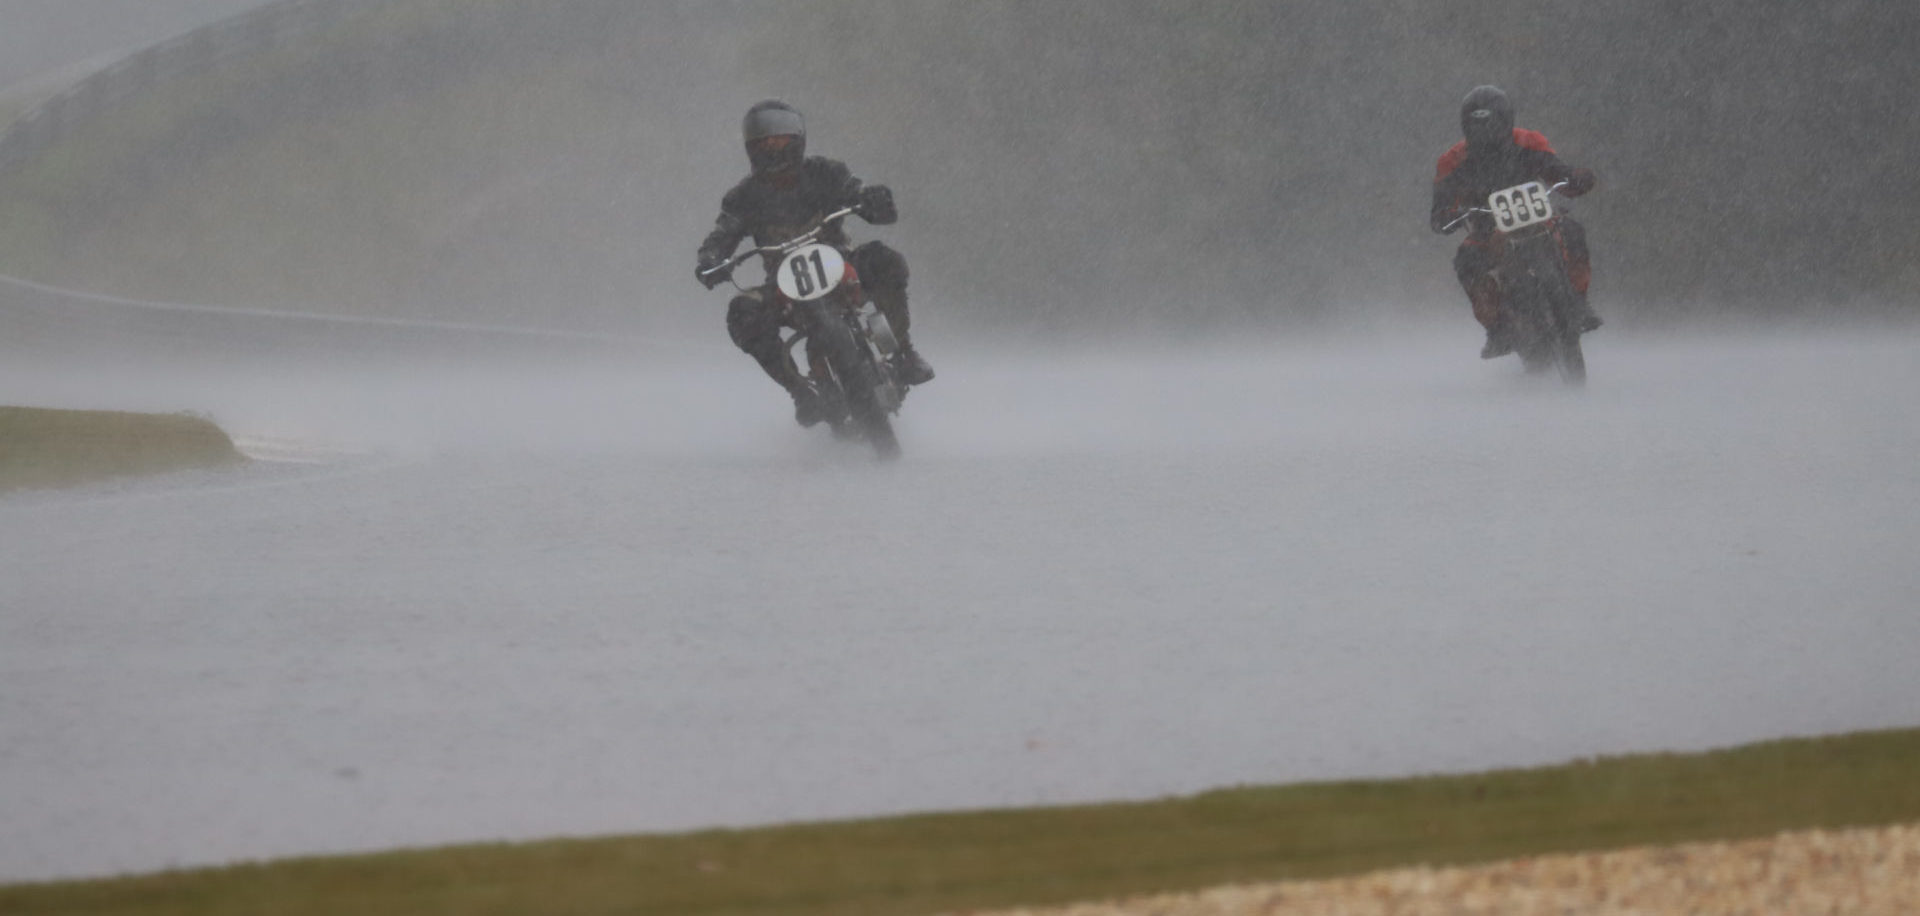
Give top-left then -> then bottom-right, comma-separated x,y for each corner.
962,822 -> 1920,915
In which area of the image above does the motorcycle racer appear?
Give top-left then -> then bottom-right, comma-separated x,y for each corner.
696,100 -> 934,426
1431,86 -> 1601,358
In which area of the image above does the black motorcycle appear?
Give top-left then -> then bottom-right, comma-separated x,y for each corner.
698,206 -> 905,459
1446,180 -> 1589,386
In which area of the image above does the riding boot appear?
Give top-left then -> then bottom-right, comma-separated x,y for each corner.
892,338 -> 935,386
787,381 -> 828,428
751,350 -> 826,427
1480,328 -> 1515,360
1569,292 -> 1603,334
1556,219 -> 1601,333
870,287 -> 934,386
1468,277 -> 1512,359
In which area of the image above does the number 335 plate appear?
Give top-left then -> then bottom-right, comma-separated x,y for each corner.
1488,182 -> 1553,232
777,244 -> 846,301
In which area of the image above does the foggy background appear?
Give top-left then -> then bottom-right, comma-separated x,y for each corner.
0,0 -> 1914,341
0,0 -> 271,87
4,1 -> 1919,883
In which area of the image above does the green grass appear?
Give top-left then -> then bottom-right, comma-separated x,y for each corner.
3,727 -> 1918,915
0,405 -> 242,492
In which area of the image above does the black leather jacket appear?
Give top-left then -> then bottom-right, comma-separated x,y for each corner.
697,156 -> 896,274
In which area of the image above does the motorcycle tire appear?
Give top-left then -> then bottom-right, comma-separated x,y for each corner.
807,303 -> 900,460
1554,332 -> 1587,387
1541,272 -> 1588,389
1507,239 -> 1589,388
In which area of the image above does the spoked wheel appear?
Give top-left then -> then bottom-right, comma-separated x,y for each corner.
860,410 -> 900,460
1516,318 -> 1556,374
1519,346 -> 1554,374
1510,275 -> 1587,387
1555,333 -> 1587,387
1542,287 -> 1587,388
807,305 -> 900,460
1519,331 -> 1586,386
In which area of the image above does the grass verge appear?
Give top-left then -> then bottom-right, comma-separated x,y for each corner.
2,727 -> 1918,915
0,405 -> 242,492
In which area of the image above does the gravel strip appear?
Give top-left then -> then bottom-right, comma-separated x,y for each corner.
958,822 -> 1920,915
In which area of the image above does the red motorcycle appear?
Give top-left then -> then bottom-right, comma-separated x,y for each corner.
1445,180 -> 1589,386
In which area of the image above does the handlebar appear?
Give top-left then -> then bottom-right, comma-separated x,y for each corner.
699,206 -> 860,280
1440,180 -> 1570,234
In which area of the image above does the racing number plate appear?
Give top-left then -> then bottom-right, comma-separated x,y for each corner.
776,243 -> 845,301
1488,182 -> 1553,232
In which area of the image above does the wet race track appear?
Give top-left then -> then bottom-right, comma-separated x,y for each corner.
3,328 -> 1918,879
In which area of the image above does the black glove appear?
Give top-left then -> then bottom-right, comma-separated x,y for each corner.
1563,167 -> 1597,197
696,256 -> 729,290
856,184 -> 897,225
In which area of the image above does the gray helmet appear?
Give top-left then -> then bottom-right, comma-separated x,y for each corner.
1460,85 -> 1514,151
743,99 -> 805,176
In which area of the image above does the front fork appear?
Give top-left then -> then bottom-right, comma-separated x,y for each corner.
1500,229 -> 1576,333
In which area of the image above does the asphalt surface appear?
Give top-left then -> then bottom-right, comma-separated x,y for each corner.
3,329 -> 1917,880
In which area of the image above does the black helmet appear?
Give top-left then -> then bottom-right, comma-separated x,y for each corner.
1460,85 -> 1514,151
743,99 -> 805,176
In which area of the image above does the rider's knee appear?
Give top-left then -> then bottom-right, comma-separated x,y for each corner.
1555,217 -> 1590,261
726,293 -> 780,353
1453,244 -> 1494,289
1555,216 -> 1587,245
1466,276 -> 1503,327
853,241 -> 908,291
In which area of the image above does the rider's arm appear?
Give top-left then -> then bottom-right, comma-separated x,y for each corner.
1430,143 -> 1471,234
697,208 -> 748,270
695,204 -> 750,288
822,158 -> 898,225
1520,136 -> 1597,196
1535,158 -> 1597,197
1430,178 -> 1469,234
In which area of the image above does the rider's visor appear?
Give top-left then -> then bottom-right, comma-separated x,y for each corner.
744,108 -> 805,141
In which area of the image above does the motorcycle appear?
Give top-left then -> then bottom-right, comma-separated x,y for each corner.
698,206 -> 905,459
1444,180 -> 1589,386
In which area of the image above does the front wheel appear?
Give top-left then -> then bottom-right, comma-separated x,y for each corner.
1522,323 -> 1587,386
1554,332 -> 1586,387
806,304 -> 899,460
1503,230 -> 1588,388
1542,279 -> 1587,388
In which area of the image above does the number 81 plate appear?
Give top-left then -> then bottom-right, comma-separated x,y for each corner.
1488,182 -> 1553,232
776,244 -> 846,301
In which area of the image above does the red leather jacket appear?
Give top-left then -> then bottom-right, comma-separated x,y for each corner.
1431,129 -> 1594,239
